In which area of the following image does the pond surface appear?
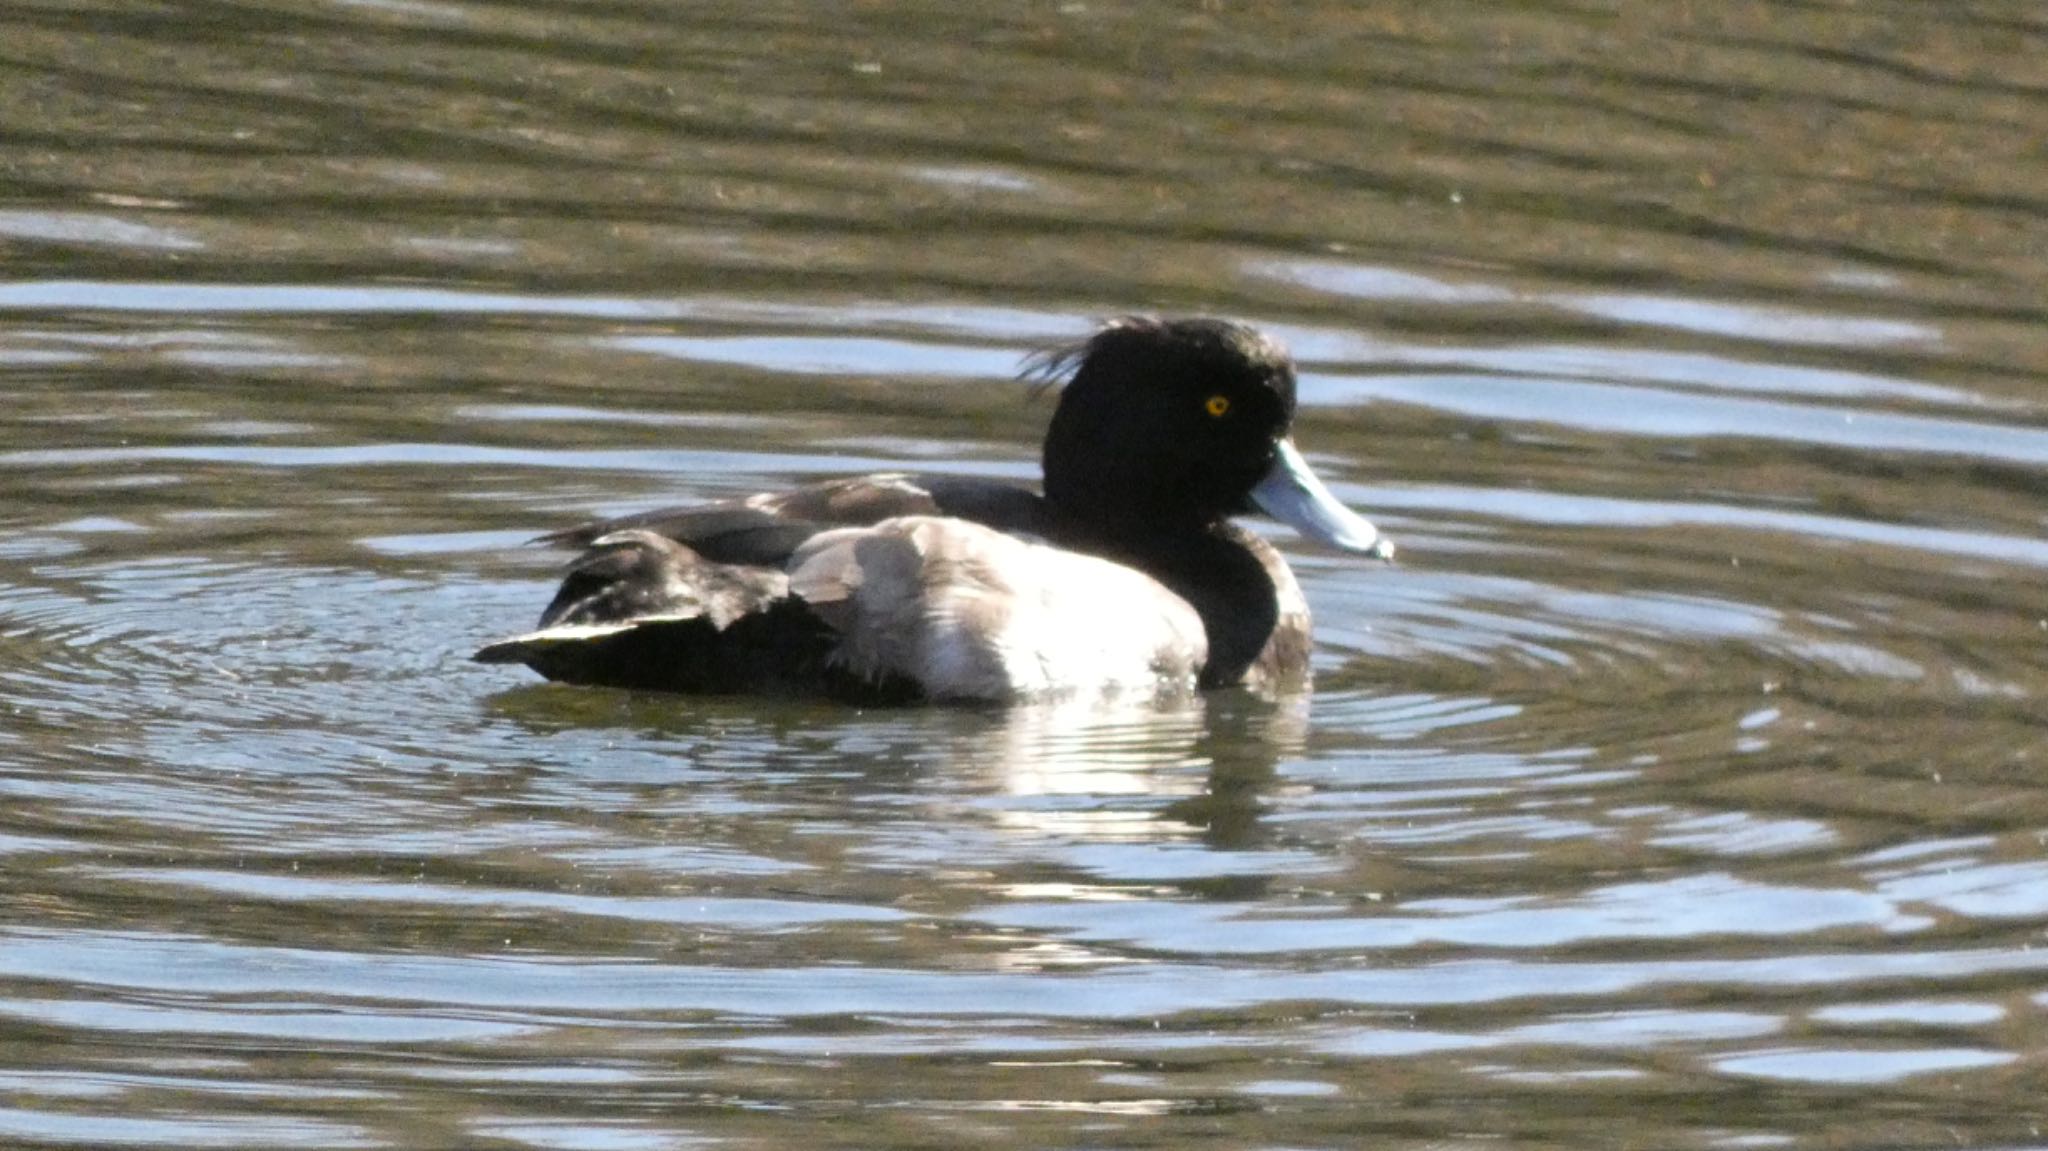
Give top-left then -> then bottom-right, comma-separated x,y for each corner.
3,1 -> 2047,1148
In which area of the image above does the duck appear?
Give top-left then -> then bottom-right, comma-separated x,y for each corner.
474,316 -> 1393,703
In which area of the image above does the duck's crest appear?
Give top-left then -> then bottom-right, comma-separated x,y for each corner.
1021,315 -> 1169,399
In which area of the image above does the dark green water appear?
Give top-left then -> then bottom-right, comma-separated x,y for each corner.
3,2 -> 2046,1147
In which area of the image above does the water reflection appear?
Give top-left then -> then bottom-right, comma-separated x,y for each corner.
485,678 -> 1303,859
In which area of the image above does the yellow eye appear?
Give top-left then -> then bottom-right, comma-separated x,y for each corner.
1204,394 -> 1231,417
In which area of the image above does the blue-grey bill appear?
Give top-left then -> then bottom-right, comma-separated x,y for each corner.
1250,439 -> 1395,559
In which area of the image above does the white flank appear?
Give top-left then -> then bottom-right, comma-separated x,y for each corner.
789,516 -> 1206,701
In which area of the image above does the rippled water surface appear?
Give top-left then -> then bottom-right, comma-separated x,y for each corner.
4,1 -> 2048,1147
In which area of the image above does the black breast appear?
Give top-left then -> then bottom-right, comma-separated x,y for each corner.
1068,523 -> 1307,689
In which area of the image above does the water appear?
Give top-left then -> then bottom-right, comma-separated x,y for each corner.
4,1 -> 2047,1147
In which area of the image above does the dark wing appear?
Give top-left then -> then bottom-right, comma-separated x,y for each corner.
537,473 -> 1047,564
536,530 -> 787,629
475,530 -> 844,695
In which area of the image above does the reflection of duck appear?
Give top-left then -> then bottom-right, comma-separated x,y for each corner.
476,317 -> 1393,703
963,691 -> 1310,852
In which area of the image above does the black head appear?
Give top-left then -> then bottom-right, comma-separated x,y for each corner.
1035,317 -> 1298,537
